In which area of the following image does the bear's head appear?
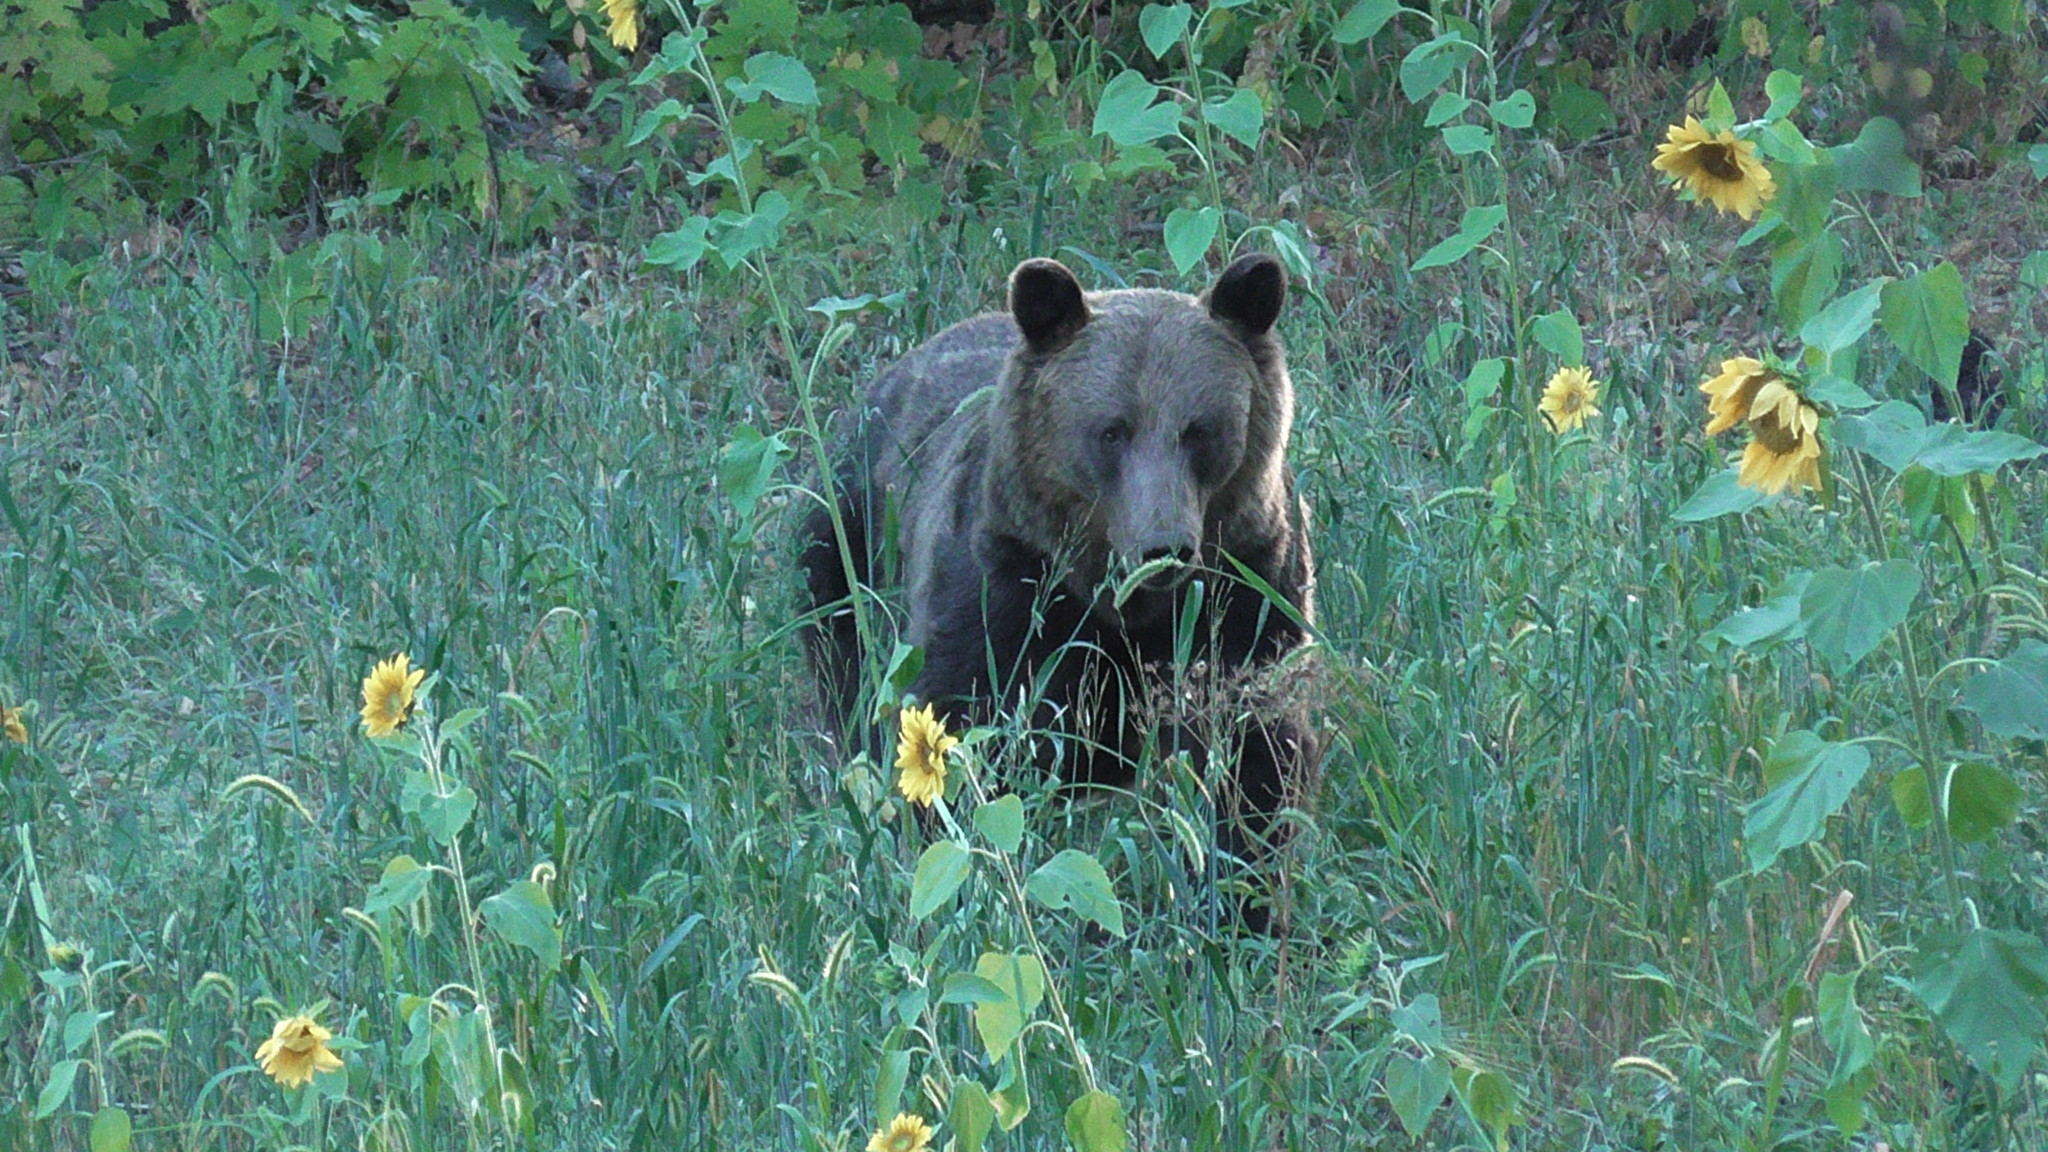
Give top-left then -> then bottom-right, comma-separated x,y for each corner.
986,253 -> 1292,622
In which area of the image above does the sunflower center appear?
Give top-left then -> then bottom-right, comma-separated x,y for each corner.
1697,143 -> 1744,182
1752,410 -> 1807,454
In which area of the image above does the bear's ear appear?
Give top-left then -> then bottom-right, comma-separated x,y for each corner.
1009,259 -> 1090,350
1205,252 -> 1286,338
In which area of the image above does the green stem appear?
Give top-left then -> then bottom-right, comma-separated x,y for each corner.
1847,453 -> 1966,920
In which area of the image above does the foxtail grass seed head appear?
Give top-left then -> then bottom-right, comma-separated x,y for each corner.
603,0 -> 640,52
1539,367 -> 1602,434
1737,378 -> 1825,494
360,653 -> 425,738
867,1113 -> 936,1152
894,703 -> 956,808
255,1014 -> 345,1088
2,705 -> 24,744
1652,117 -> 1778,220
1701,357 -> 1776,436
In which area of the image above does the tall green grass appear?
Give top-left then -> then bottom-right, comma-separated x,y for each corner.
2,150 -> 2045,1151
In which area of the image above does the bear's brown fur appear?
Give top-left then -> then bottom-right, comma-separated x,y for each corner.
802,253 -> 1315,865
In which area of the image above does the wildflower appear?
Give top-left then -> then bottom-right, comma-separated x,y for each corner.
1700,357 -> 1775,436
894,704 -> 956,808
255,1015 -> 345,1089
602,0 -> 640,52
867,1113 -> 936,1152
1538,367 -> 1602,434
360,654 -> 425,738
1736,378 -> 1824,494
3,705 -> 24,744
1651,117 -> 1778,220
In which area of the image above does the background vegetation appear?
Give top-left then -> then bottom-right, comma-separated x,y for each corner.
3,0 -> 2047,1149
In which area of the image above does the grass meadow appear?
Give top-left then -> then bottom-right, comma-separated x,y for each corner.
4,80 -> 2048,1152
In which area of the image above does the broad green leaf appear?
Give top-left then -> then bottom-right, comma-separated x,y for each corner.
1064,1090 -> 1129,1152
64,1009 -> 109,1054
644,217 -> 712,273
1026,850 -> 1126,937
1452,1065 -> 1523,1147
710,190 -> 792,270
1817,972 -> 1874,1134
363,855 -> 430,914
1138,4 -> 1191,59
1410,205 -> 1505,272
1834,402 -> 2044,477
1549,81 -> 1613,139
1703,79 -> 1734,130
1399,34 -> 1477,103
1673,469 -> 1769,521
626,98 -> 691,146
1830,116 -> 1922,197
1529,309 -> 1582,366
1092,70 -> 1183,147
1384,1053 -> 1451,1137
1881,262 -> 1968,388
1707,572 -> 1812,650
1912,927 -> 2048,1093
1333,0 -> 1403,44
1947,762 -> 2022,842
1959,640 -> 2048,740
973,794 -> 1025,854
1199,88 -> 1265,149
1771,228 -> 1842,332
874,1046 -> 911,1123
1390,993 -> 1444,1046
1163,206 -> 1221,275
1800,279 -> 1887,355
2031,143 -> 2048,180
939,973 -> 1011,1005
90,1106 -> 132,1152
951,1081 -> 996,1152
1487,89 -> 1535,129
1744,731 -> 1871,873
1799,561 -> 1920,672
1423,91 -> 1470,127
910,840 -> 974,919
1805,374 -> 1877,410
719,426 -> 796,525
479,880 -> 562,972
37,1058 -> 81,1117
1763,69 -> 1804,120
418,783 -> 477,845
1461,357 -> 1504,407
1891,766 -> 1934,830
971,952 -> 1046,1060
1440,124 -> 1493,155
725,53 -> 819,106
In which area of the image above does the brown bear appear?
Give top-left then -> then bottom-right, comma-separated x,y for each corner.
801,253 -> 1315,869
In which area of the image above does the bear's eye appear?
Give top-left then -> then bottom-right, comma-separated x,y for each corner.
1099,421 -> 1132,447
1179,422 -> 1210,447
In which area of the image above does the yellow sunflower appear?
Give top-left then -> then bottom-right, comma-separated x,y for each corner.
360,653 -> 425,738
255,1014 -> 345,1089
894,704 -> 956,808
1700,356 -> 1775,436
1736,377 -> 1824,494
602,0 -> 640,52
866,1113 -> 936,1152
1651,117 -> 1778,220
1538,366 -> 1602,434
3,705 -> 24,744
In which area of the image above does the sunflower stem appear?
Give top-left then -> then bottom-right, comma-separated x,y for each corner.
1847,451 -> 1967,921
